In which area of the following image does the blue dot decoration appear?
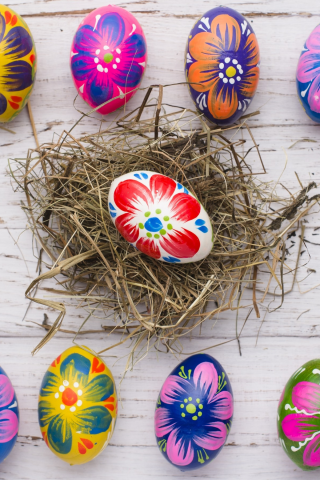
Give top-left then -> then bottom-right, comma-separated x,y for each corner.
197,225 -> 208,233
195,219 -> 206,226
162,256 -> 181,263
134,172 -> 149,180
145,217 -> 163,233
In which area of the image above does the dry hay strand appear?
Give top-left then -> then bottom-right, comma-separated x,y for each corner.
9,85 -> 319,366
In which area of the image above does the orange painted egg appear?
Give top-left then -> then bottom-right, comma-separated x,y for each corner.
185,6 -> 260,125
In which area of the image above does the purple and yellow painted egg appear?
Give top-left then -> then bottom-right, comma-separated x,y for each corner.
0,366 -> 19,463
0,5 -> 37,123
70,5 -> 147,115
108,171 -> 214,264
296,24 -> 320,123
185,6 -> 260,125
155,354 -> 233,471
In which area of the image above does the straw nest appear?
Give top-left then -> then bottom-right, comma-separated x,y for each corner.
10,85 -> 318,366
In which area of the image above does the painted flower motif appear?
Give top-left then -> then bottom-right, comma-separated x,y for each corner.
187,13 -> 259,122
281,381 -> 320,467
109,172 -> 210,262
0,373 -> 19,446
38,352 -> 116,457
71,11 -> 146,110
297,25 -> 320,114
155,361 -> 233,468
0,9 -> 36,119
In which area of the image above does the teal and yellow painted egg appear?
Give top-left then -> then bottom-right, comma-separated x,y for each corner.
277,359 -> 320,470
0,4 -> 37,123
155,354 -> 233,471
185,6 -> 260,125
38,346 -> 117,465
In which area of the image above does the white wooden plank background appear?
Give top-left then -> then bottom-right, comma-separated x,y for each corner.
2,0 -> 320,478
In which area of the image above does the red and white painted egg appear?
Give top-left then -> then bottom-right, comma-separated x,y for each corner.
108,171 -> 214,264
70,5 -> 147,115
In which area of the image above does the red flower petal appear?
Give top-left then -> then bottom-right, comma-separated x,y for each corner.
30,54 -> 36,65
239,66 -> 259,98
168,193 -> 200,222
78,442 -> 86,454
114,179 -> 153,214
8,101 -> 20,110
51,354 -> 61,367
149,174 -> 176,203
136,237 -> 161,259
80,438 -> 93,449
115,213 -> 139,243
4,11 -> 12,24
10,96 -> 22,102
208,83 -> 238,121
105,403 -> 115,411
160,228 -> 200,259
91,357 -> 106,373
11,15 -> 17,26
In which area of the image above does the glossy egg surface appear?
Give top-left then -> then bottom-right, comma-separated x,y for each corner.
296,24 -> 320,123
0,366 -> 19,463
108,171 -> 214,263
278,359 -> 320,471
185,6 -> 260,125
155,354 -> 233,471
70,5 -> 147,115
38,346 -> 117,465
0,4 -> 37,123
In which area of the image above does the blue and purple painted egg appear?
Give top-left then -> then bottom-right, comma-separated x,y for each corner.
70,5 -> 147,115
108,171 -> 214,264
296,24 -> 320,123
154,354 -> 233,471
0,366 -> 19,463
185,6 -> 260,125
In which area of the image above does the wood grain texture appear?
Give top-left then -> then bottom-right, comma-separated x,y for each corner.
1,0 -> 320,478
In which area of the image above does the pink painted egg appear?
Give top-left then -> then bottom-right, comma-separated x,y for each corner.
108,171 -> 214,264
70,5 -> 147,115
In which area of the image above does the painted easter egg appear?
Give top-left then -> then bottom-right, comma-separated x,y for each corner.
185,6 -> 260,125
38,346 -> 117,465
108,171 -> 213,264
155,354 -> 233,471
0,366 -> 19,463
277,359 -> 320,470
0,5 -> 37,123
70,5 -> 147,115
296,24 -> 320,123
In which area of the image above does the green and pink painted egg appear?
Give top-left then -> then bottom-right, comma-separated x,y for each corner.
108,171 -> 214,263
277,359 -> 320,470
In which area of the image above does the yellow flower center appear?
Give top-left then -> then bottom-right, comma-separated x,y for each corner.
226,66 -> 236,78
